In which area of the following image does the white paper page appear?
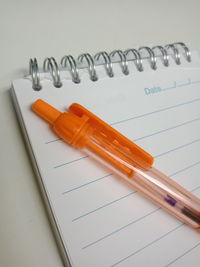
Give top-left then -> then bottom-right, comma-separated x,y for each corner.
12,55 -> 200,267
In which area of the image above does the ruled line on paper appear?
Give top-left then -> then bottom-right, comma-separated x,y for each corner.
85,184 -> 200,266
72,170 -> 200,245
162,81 -> 176,91
149,78 -> 200,93
79,172 -> 200,251
176,79 -> 191,88
54,156 -> 88,169
45,138 -> 61,144
44,96 -> 200,144
154,137 -> 200,158
62,173 -> 112,195
71,162 -> 200,223
144,78 -> 198,96
169,161 -> 200,178
165,242 -> 200,267
191,79 -> 200,85
82,208 -> 161,250
62,139 -> 200,196
191,185 -> 200,192
110,224 -> 184,267
87,183 -> 200,266
72,192 -> 136,222
54,115 -> 200,169
133,116 -> 200,142
110,96 -> 200,126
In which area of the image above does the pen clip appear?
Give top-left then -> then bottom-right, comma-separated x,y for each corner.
68,103 -> 154,171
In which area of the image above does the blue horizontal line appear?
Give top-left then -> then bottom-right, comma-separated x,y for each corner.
61,140 -> 200,196
72,192 -> 136,222
192,184 -> 200,192
191,80 -> 200,84
165,242 -> 200,267
162,85 -> 176,91
45,97 -> 200,144
177,83 -> 190,88
72,161 -> 200,222
133,116 -> 200,142
62,173 -> 112,195
110,97 -> 200,126
170,160 -> 200,177
54,116 -> 200,169
81,164 -> 200,250
154,138 -> 200,158
82,208 -> 160,250
110,224 -> 184,267
176,79 -> 191,88
111,185 -> 200,267
162,81 -> 176,91
54,156 -> 88,169
45,138 -> 61,144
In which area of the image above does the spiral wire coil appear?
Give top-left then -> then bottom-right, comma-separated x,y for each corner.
29,42 -> 191,90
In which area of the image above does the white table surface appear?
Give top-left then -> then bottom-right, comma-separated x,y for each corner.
1,1 -> 200,266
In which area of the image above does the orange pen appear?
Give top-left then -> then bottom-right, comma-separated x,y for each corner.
32,99 -> 200,231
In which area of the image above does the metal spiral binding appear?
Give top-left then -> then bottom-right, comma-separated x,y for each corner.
94,51 -> 114,77
78,53 -> 98,81
43,57 -> 62,88
152,46 -> 169,67
165,44 -> 181,65
29,42 -> 191,90
124,48 -> 143,72
29,58 -> 41,90
139,46 -> 157,70
110,50 -> 129,75
61,55 -> 80,83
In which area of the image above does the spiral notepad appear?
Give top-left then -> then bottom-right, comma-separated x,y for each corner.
11,43 -> 200,266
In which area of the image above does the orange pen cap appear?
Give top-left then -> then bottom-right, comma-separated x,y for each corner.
32,99 -> 154,173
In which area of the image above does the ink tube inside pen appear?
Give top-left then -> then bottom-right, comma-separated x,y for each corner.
82,132 -> 200,230
32,100 -> 200,231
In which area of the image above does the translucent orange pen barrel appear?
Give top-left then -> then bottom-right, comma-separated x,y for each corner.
32,99 -> 200,231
